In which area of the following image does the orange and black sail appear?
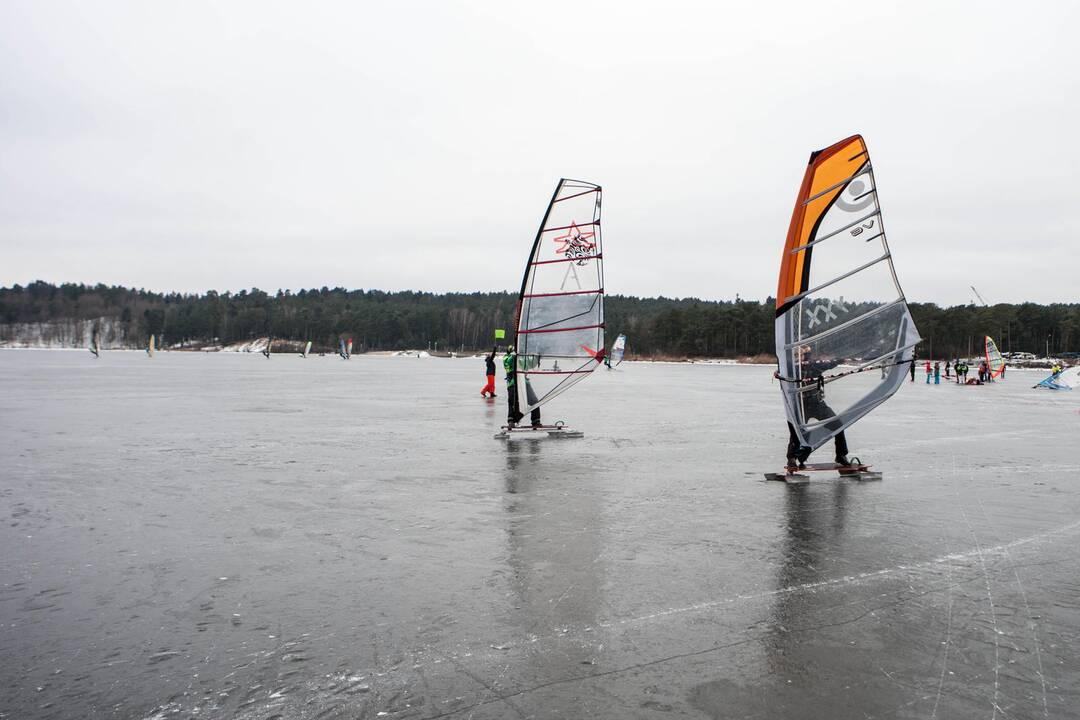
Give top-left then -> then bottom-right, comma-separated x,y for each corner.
774,135 -> 921,451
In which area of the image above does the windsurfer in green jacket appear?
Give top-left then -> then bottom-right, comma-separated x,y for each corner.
504,346 -> 541,428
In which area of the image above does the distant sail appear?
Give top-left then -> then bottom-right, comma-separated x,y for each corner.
302,341 -> 312,358
985,336 -> 1004,378
513,178 -> 605,415
263,337 -> 272,358
90,328 -> 100,358
775,135 -> 921,451
1036,366 -> 1080,390
346,338 -> 353,357
339,338 -> 347,359
610,334 -> 627,366
147,334 -> 156,357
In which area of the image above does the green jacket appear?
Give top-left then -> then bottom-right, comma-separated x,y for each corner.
503,352 -> 516,387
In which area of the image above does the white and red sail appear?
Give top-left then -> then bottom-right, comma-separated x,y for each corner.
513,179 -> 605,415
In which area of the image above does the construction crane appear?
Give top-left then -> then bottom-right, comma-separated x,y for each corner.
970,286 -> 989,307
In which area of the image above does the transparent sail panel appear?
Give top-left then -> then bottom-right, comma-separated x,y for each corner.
790,165 -> 897,304
786,261 -> 905,344
785,301 -> 915,371
516,179 -> 604,413
778,312 -> 917,450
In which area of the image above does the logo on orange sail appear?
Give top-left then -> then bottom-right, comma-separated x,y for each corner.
553,223 -> 596,265
805,296 -> 849,330
850,220 -> 875,237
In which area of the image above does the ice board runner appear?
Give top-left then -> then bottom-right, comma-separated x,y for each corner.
495,178 -> 606,440
765,460 -> 881,484
495,421 -> 584,440
769,134 -> 921,479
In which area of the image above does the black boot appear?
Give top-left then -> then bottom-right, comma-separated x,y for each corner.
796,446 -> 812,468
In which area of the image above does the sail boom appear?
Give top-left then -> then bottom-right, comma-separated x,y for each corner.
813,339 -> 922,386
524,369 -> 597,375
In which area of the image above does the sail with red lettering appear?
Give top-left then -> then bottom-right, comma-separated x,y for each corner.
513,179 -> 605,415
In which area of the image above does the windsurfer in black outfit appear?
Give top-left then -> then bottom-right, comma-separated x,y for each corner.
778,350 -> 851,469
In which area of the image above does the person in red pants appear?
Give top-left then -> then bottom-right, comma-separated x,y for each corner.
480,345 -> 497,398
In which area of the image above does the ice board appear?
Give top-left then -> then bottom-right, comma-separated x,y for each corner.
764,462 -> 881,484
494,423 -> 584,440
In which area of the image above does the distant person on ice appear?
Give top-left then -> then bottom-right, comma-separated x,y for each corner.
480,345 -> 497,398
925,360 -> 933,383
934,362 -> 941,384
910,352 -> 916,382
504,346 -> 541,428
945,360 -> 951,379
778,348 -> 851,470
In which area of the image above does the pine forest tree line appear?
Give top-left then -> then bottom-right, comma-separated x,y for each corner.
2,281 -> 1079,360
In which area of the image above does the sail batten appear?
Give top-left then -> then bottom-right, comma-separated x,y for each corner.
775,135 -> 920,451
542,221 -> 601,233
803,165 -> 874,204
522,288 -> 604,299
782,253 -> 891,306
793,209 -> 884,252
530,254 -> 604,267
513,179 -> 605,415
782,298 -> 908,350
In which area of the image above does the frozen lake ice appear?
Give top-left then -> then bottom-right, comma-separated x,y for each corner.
1,350 -> 1079,719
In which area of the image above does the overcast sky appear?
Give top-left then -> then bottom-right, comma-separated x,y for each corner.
2,1 -> 1077,305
